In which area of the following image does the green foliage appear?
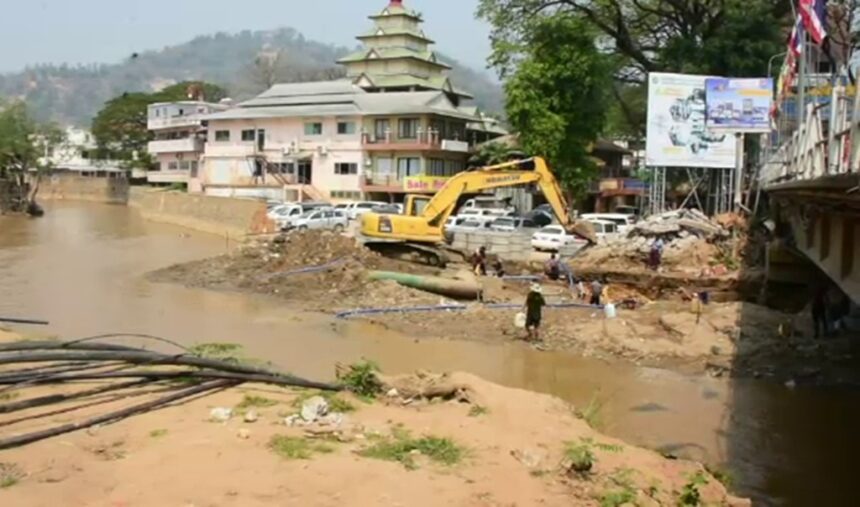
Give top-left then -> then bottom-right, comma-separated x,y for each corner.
468,405 -> 489,417
236,394 -> 278,412
564,440 -> 596,474
291,390 -> 356,413
705,464 -> 735,489
149,429 -> 168,438
468,142 -> 521,167
90,81 -> 226,168
188,342 -> 243,361
337,360 -> 383,399
268,435 -> 334,460
501,14 -> 609,196
0,391 -> 19,402
478,0 -> 791,136
575,392 -> 607,430
359,428 -> 464,470
599,468 -> 638,507
0,463 -> 23,489
0,101 -> 64,176
678,471 -> 709,506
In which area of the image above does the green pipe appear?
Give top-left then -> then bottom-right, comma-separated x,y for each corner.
368,271 -> 481,300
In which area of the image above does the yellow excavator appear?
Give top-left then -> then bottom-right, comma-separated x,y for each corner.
359,157 -> 596,266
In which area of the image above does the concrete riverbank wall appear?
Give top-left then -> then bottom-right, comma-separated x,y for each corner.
40,174 -> 128,204
128,188 -> 275,237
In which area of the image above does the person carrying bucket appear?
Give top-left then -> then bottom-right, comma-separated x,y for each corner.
523,283 -> 546,342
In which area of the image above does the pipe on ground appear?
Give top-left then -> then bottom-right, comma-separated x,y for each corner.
368,271 -> 482,300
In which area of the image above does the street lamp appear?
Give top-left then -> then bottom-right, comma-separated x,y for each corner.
768,51 -> 788,81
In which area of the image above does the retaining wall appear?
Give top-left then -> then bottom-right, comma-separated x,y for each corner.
451,230 -> 581,261
128,187 -> 275,237
40,174 -> 129,204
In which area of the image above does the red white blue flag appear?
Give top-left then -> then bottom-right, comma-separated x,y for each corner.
798,0 -> 828,45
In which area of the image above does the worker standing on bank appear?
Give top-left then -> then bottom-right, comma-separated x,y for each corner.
524,283 -> 546,342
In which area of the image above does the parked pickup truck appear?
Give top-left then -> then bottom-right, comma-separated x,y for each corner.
287,209 -> 349,232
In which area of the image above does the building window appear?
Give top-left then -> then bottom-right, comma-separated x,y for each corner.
304,122 -> 323,136
152,162 -> 161,172
241,129 -> 255,142
214,130 -> 230,142
374,119 -> 390,141
337,122 -> 356,135
167,161 -> 178,171
178,108 -> 184,116
331,191 -> 362,200
430,119 -> 446,139
397,157 -> 421,178
427,158 -> 446,176
190,160 -> 199,177
444,160 -> 465,176
398,118 -> 418,139
335,163 -> 358,175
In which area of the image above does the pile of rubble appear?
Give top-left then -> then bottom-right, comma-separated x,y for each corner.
574,210 -> 744,273
150,230 -> 444,310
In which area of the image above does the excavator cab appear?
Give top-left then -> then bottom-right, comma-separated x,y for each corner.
403,194 -> 432,217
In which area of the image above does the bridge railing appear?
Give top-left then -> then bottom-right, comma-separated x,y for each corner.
762,85 -> 858,187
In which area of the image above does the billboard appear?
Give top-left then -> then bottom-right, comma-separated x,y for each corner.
705,78 -> 773,132
403,175 -> 449,192
646,73 -> 737,168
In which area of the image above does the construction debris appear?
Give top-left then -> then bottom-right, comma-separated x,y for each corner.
574,210 -> 746,273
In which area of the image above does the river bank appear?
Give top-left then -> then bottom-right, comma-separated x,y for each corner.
7,202 -> 860,506
0,330 -> 745,507
149,231 -> 860,386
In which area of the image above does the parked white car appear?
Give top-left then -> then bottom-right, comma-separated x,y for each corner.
345,201 -> 388,220
586,219 -> 620,240
581,213 -> 635,234
461,197 -> 517,215
456,208 -> 515,226
489,216 -> 540,233
289,209 -> 348,232
531,225 -> 588,252
270,202 -> 330,229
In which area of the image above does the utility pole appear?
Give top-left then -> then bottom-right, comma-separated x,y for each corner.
798,30 -> 807,129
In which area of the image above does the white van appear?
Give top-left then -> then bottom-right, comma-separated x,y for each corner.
580,213 -> 635,234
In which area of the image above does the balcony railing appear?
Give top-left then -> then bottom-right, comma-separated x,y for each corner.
147,116 -> 205,130
147,170 -> 190,184
362,130 -> 470,153
148,138 -> 203,154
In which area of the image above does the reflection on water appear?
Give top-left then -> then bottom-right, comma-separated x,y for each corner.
1,202 -> 857,505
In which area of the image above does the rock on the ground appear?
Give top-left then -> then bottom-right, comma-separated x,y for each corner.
243,410 -> 258,423
300,396 -> 329,422
209,407 -> 233,422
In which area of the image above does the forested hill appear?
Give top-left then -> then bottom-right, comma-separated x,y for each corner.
0,27 -> 503,126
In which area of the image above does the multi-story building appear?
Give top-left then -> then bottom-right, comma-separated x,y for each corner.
146,100 -> 227,188
43,127 -> 123,177
196,0 -> 505,202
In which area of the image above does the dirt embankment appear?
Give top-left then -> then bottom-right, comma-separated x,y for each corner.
149,231 -> 856,384
0,333 -> 746,507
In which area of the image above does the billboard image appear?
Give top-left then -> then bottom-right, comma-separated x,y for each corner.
705,78 -> 773,132
646,73 -> 737,168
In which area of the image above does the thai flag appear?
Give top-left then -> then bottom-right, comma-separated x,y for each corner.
789,16 -> 803,57
798,0 -> 827,46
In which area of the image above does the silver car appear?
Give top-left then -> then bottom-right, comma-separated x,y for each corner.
288,209 -> 348,233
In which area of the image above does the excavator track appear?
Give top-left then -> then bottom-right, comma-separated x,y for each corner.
361,239 -> 465,268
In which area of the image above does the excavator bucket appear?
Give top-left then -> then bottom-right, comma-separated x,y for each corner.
568,220 -> 598,244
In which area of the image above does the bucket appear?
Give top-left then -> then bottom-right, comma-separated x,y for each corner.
514,312 -> 527,328
603,303 -> 617,319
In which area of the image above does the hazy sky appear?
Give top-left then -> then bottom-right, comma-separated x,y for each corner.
0,0 -> 492,73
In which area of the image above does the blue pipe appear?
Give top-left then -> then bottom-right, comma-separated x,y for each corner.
335,301 -> 601,319
259,257 -> 349,281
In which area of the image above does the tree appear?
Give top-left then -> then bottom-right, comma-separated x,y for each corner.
0,100 -> 65,212
90,81 -> 227,168
468,141 -> 523,167
503,14 -> 611,196
478,0 -> 790,135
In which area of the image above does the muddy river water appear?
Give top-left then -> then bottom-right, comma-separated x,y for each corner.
1,202 -> 858,506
